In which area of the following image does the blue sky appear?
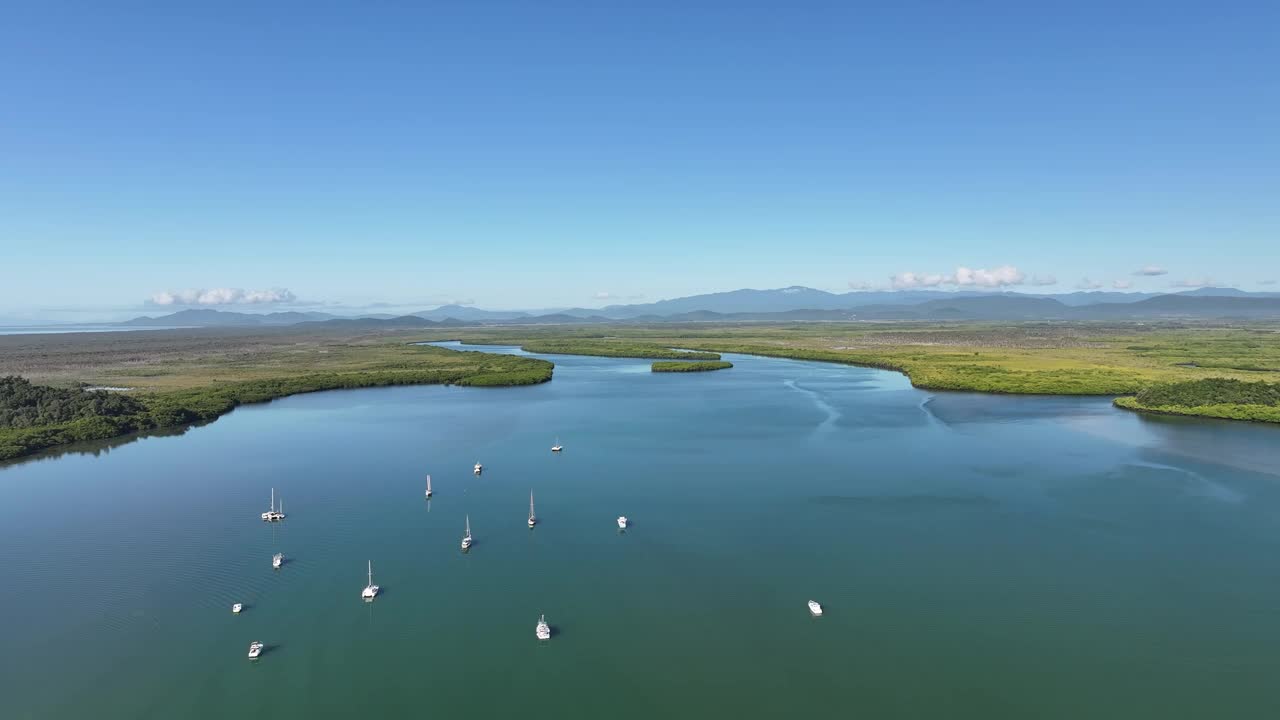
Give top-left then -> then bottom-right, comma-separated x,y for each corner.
2,1 -> 1277,320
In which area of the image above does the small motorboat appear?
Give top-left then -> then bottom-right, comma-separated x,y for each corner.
231,603 -> 243,614
808,600 -> 824,616
616,516 -> 629,530
536,614 -> 551,640
248,641 -> 264,659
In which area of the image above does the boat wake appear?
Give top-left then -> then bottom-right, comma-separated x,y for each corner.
782,379 -> 840,433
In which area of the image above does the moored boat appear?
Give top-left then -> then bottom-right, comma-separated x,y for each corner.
362,560 -> 380,601
261,488 -> 286,522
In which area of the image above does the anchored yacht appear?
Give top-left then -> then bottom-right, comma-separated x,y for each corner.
808,600 -> 824,616
261,488 -> 285,522
247,641 -> 264,659
617,516 -> 629,530
362,560 -> 380,601
231,603 -> 243,614
536,614 -> 551,640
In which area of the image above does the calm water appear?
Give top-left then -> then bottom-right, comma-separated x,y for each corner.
3,343 -> 1280,719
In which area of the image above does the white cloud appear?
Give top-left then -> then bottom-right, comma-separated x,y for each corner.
890,265 -> 1025,290
1261,279 -> 1277,285
953,265 -> 1025,287
1133,265 -> 1168,276
594,292 -> 613,300
1029,275 -> 1058,286
150,288 -> 297,306
1112,279 -> 1133,289
1171,277 -> 1213,288
890,272 -> 946,290
1076,278 -> 1103,290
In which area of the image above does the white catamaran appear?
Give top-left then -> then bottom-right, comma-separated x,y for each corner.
528,490 -> 537,528
461,515 -> 473,550
425,474 -> 433,499
261,488 -> 285,522
536,614 -> 551,640
362,560 -> 380,601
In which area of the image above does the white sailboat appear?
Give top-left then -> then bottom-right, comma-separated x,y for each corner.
261,488 -> 285,522
425,474 -> 433,499
474,462 -> 483,475
536,614 -> 551,640
528,490 -> 537,528
461,514 -> 473,550
362,560 -> 379,601
551,437 -> 563,452
272,552 -> 283,569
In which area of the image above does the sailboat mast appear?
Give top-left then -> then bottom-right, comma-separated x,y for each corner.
530,490 -> 535,516
368,560 -> 372,586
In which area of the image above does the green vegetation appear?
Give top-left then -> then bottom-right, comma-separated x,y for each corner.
651,361 -> 733,372
1,376 -> 146,428
0,339 -> 552,462
434,321 -> 1280,420
465,339 -> 720,361
1115,378 -> 1280,423
6,320 -> 1280,461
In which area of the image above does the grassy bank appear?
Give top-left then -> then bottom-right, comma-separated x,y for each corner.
461,338 -> 720,361
0,339 -> 552,461
651,361 -> 733,372
1114,378 -> 1280,424
439,322 -> 1280,420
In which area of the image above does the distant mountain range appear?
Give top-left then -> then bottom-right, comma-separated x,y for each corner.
119,286 -> 1280,328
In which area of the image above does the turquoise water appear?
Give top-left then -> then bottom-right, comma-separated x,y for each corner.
3,343 -> 1280,718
